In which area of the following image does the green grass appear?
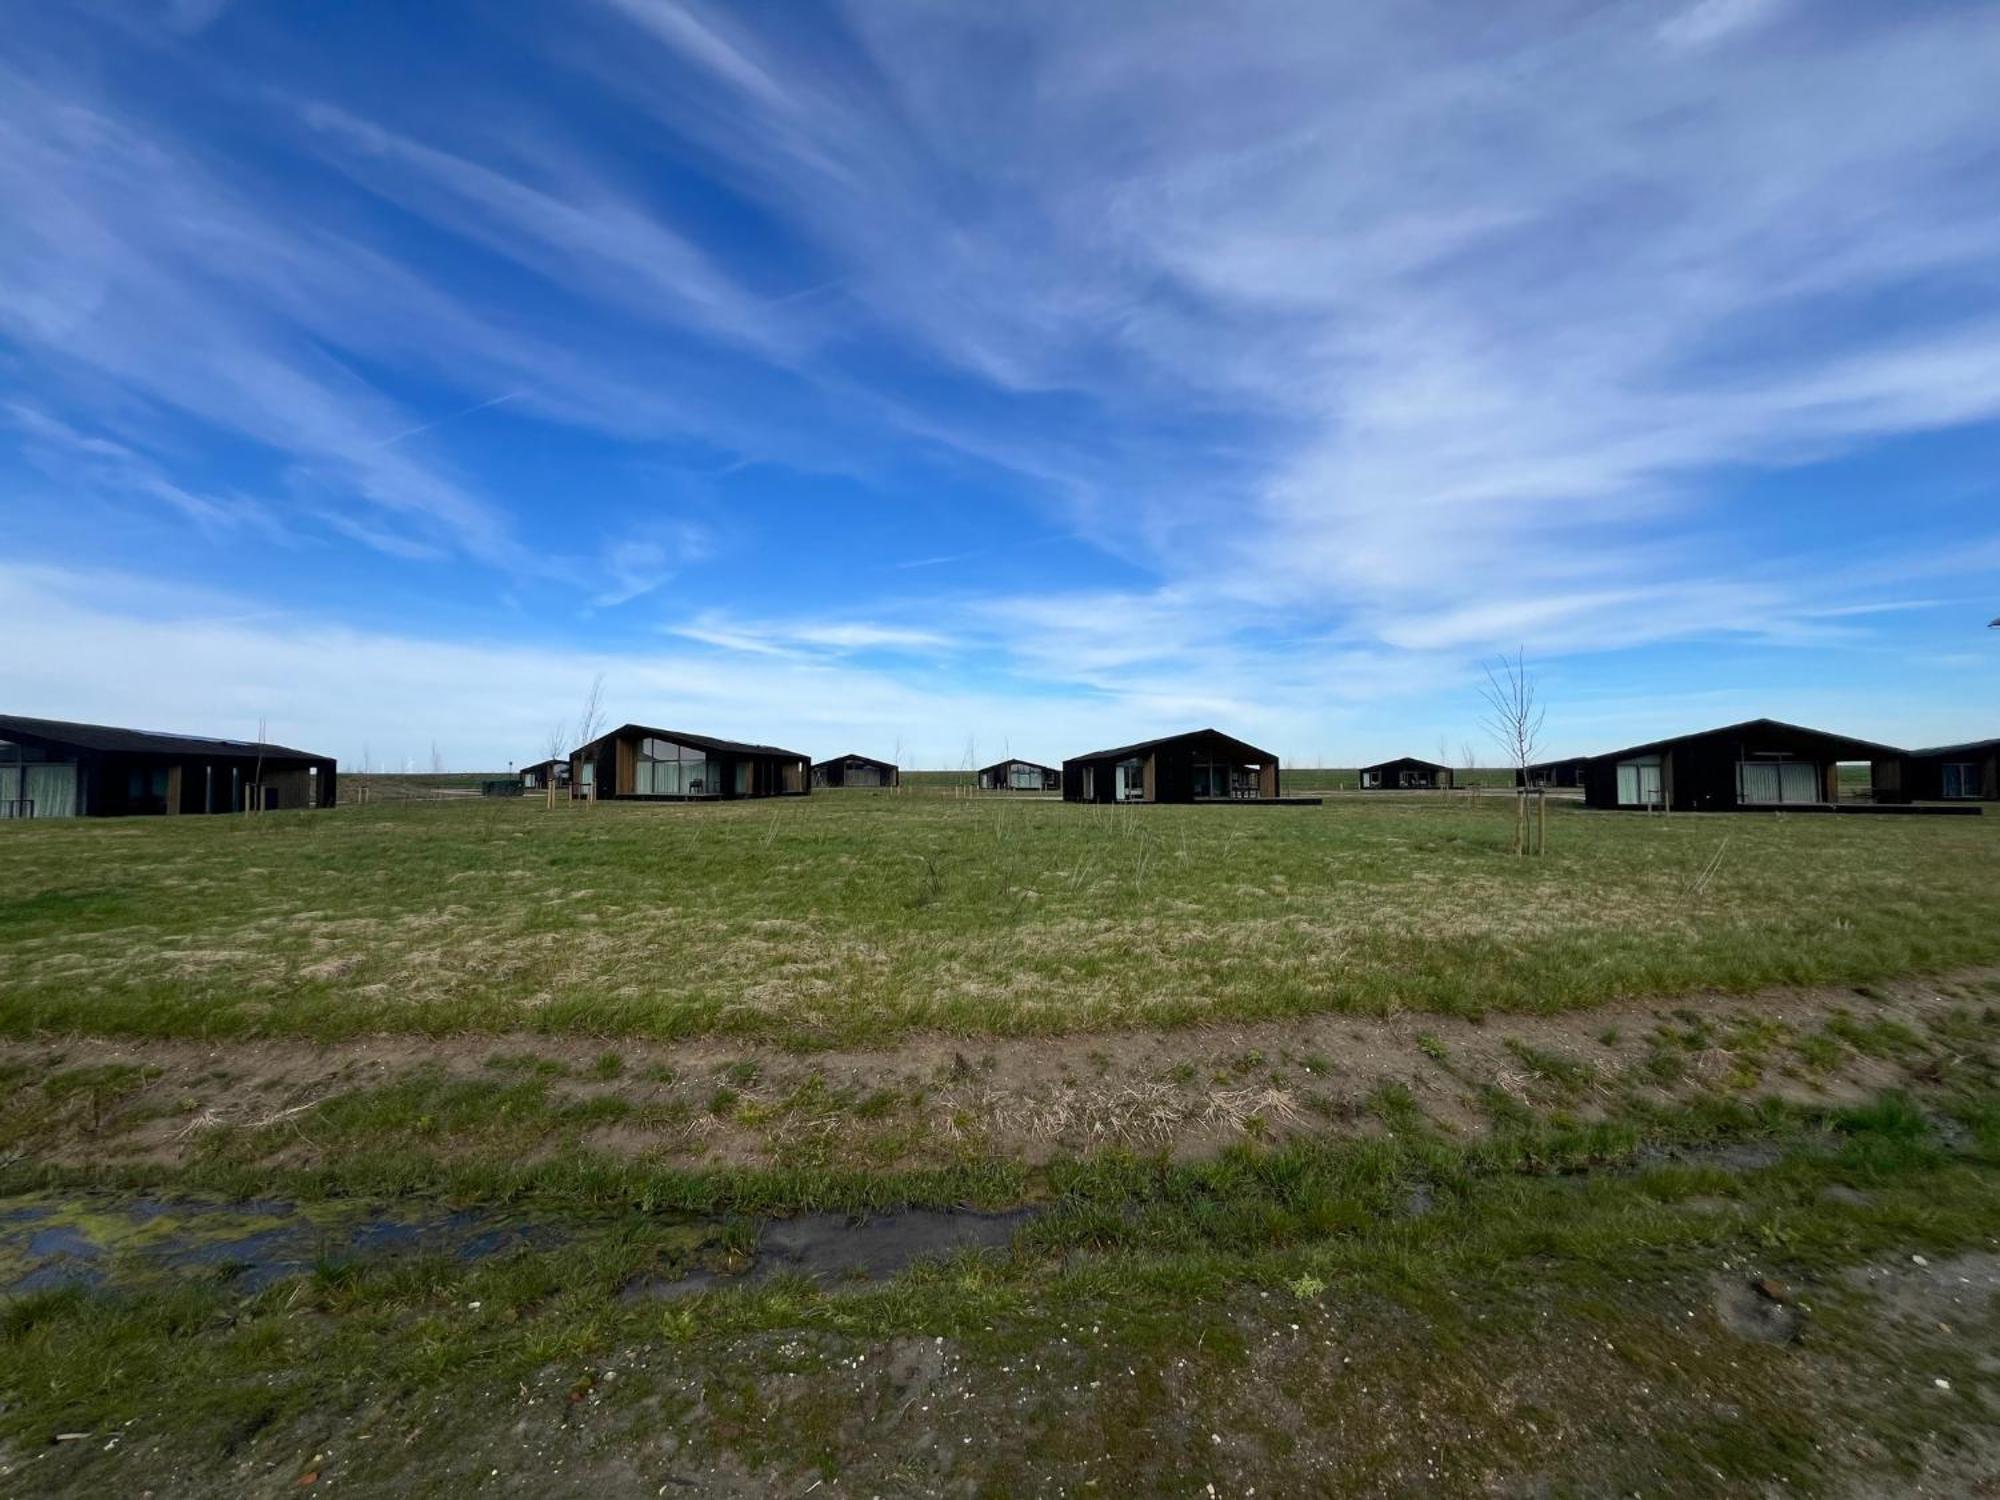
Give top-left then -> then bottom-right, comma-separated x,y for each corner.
0,794 -> 1993,1046
5,1088 -> 1999,1496
3,790 -> 1999,1494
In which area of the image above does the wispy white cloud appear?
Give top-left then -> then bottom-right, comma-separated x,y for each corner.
298,102 -> 819,364
5,402 -> 291,541
594,526 -> 715,609
3,2 -> 1999,756
585,0 -> 2000,655
666,609 -> 957,657
1658,0 -> 1789,52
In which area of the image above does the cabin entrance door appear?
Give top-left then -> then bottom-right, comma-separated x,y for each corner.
1115,759 -> 1145,802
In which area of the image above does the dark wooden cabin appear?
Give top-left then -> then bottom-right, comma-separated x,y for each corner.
1063,729 -> 1281,804
1358,757 -> 1452,790
812,754 -> 899,789
569,725 -> 809,802
519,758 -> 570,791
0,713 -> 336,819
1581,718 -> 1901,812
978,758 -> 1060,792
1518,757 -> 1590,789
1898,738 -> 1999,802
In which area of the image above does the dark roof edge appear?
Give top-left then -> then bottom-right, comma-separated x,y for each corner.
1066,727 -> 1277,764
1587,717 -> 1907,763
0,714 -> 328,761
577,723 -> 811,761
1907,738 -> 2000,757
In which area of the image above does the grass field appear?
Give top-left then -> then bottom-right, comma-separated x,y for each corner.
3,791 -> 1999,1496
0,791 -> 1993,1044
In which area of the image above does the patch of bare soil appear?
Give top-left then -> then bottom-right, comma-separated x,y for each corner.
5,967 -> 1995,1172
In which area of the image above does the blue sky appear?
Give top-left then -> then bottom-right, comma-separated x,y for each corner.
2,0 -> 1997,771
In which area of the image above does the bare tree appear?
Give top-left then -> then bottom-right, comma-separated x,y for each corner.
574,673 -> 607,750
1478,648 -> 1547,854
250,715 -> 269,814
429,740 -> 445,775
545,723 -> 568,763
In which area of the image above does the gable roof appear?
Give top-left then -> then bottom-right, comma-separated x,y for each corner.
813,753 -> 897,771
582,723 -> 810,761
1359,756 -> 1450,773
1908,737 -> 2000,758
1589,717 -> 1905,764
0,713 -> 327,761
977,758 -> 1057,776
1067,727 -> 1276,764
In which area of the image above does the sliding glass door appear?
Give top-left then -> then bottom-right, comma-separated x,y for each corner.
1737,759 -> 1822,805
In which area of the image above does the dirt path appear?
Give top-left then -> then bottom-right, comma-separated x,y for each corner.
7,967 -> 1995,1173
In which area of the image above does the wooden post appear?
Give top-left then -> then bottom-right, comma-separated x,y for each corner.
1536,788 -> 1547,854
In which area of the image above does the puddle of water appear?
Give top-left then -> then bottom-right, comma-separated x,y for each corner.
752,1208 -> 1031,1283
0,1196 -> 568,1297
2,1195 -> 1039,1301
625,1208 -> 1037,1302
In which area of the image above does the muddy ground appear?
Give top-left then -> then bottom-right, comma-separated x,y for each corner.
5,967 -> 1992,1173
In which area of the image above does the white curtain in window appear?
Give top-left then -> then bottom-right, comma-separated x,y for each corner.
3,764 -> 78,817
1738,762 -> 1781,803
1780,762 -> 1820,803
1617,762 -> 1660,805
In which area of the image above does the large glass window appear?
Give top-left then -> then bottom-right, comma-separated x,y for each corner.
1193,759 -> 1258,798
636,738 -> 722,796
126,766 -> 170,814
1942,763 -> 1979,799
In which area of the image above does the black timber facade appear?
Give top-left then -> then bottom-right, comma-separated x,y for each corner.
812,754 -> 900,789
1063,729 -> 1282,804
977,758 -> 1060,792
1518,758 -> 1591,789
0,714 -> 336,819
570,724 -> 810,802
1897,739 -> 1999,802
519,759 -> 570,790
1358,757 -> 1452,790
1582,719 -> 1901,812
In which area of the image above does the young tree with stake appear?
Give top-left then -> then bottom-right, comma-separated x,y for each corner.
1478,648 -> 1547,854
